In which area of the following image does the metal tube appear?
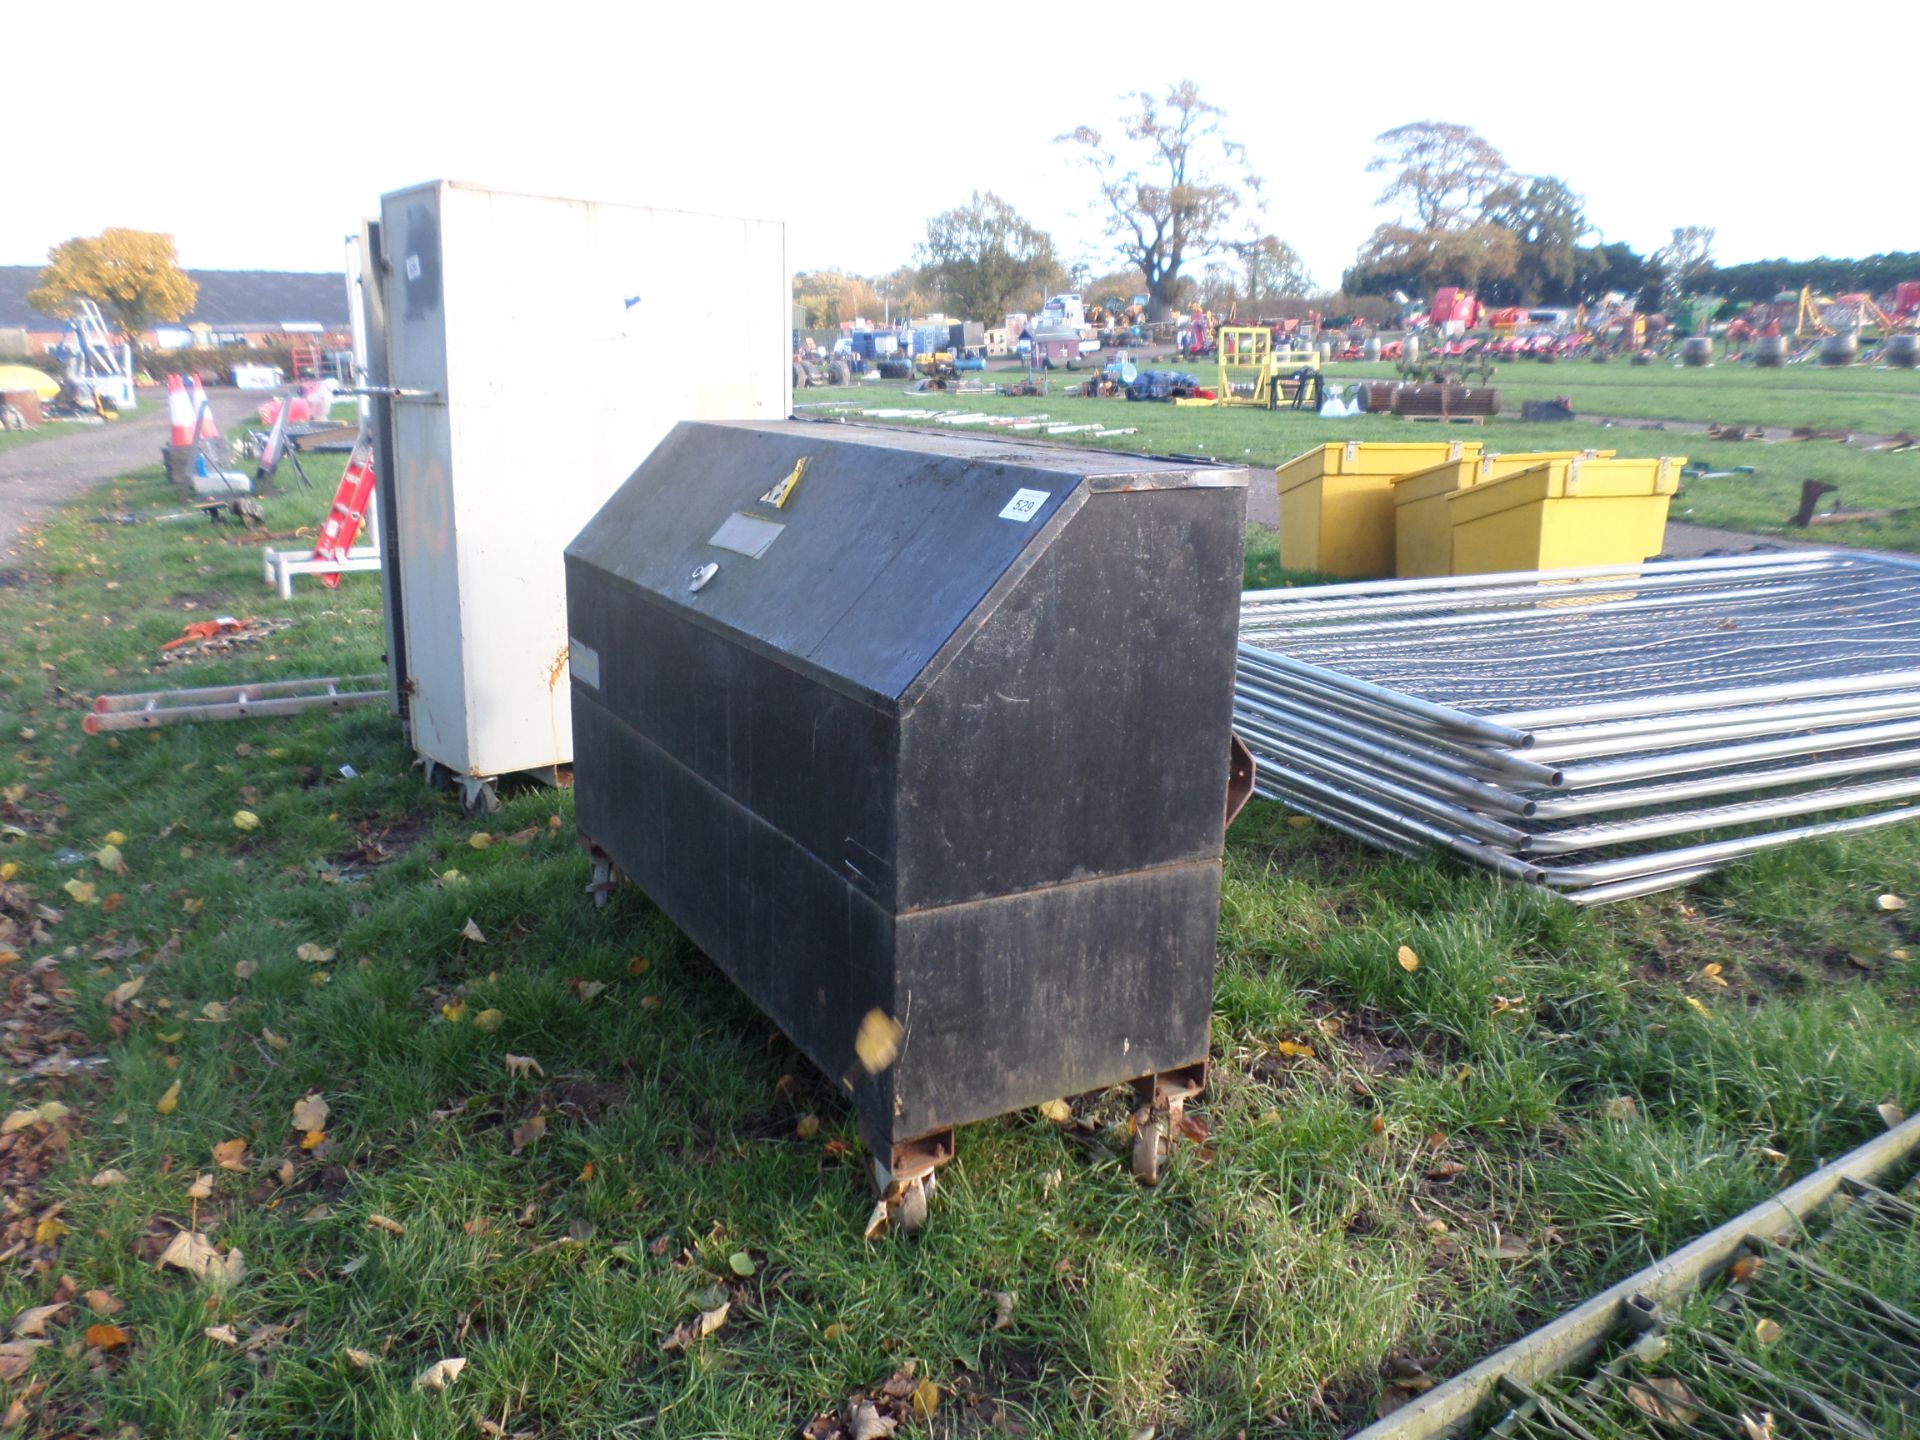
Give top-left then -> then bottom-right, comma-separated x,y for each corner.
1536,803 -> 1920,886
1529,745 -> 1920,818
1554,716 -> 1920,787
1560,866 -> 1721,904
1524,775 -> 1920,855
1237,648 -> 1533,748
91,674 -> 384,713
1524,690 -> 1920,749
1498,669 -> 1920,731
84,687 -> 385,733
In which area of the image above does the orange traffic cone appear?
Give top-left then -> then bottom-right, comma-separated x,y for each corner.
187,376 -> 221,441
166,374 -> 193,447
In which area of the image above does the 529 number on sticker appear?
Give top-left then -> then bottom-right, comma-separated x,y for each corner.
998,488 -> 1050,523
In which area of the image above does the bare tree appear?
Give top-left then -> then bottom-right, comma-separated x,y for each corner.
1057,81 -> 1264,320
1653,225 -> 1717,297
1367,121 -> 1516,230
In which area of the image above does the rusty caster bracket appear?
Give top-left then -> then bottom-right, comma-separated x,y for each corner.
1129,1060 -> 1207,1187
1226,733 -> 1257,827
859,1124 -> 954,1237
577,832 -> 626,909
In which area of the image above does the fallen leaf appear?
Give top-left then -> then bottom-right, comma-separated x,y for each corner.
203,1324 -> 239,1346
186,1173 -> 213,1200
795,1113 -> 820,1140
3,1102 -> 70,1134
473,1008 -> 503,1033
104,830 -> 127,846
199,1001 -> 228,1023
505,1054 -> 543,1078
13,1305 -> 66,1338
1685,996 -> 1712,1018
1876,892 -> 1907,912
85,1323 -> 128,1350
849,1402 -> 897,1440
1396,945 -> 1419,973
992,1291 -> 1015,1331
440,999 -> 468,1024
509,1115 -> 547,1155
232,811 -> 260,832
64,878 -> 98,905
95,843 -> 125,873
1426,1160 -> 1466,1181
367,1214 -> 405,1236
1488,1235 -> 1531,1261
823,1321 -> 850,1342
572,979 -> 606,1002
157,1230 -> 244,1289
276,1159 -> 295,1185
212,1139 -> 247,1172
414,1356 -> 467,1391
233,959 -> 258,980
291,1092 -> 329,1131
156,1079 -> 181,1115
1635,1377 -> 1700,1425
911,1378 -> 940,1422
1699,963 -> 1728,987
107,975 -> 145,1008
1753,1316 -> 1784,1345
728,1251 -> 755,1277
1741,1410 -> 1776,1440
1879,1101 -> 1906,1129
661,1301 -> 729,1352
295,943 -> 334,964
83,1290 -> 122,1317
627,955 -> 651,976
854,1009 -> 904,1073
0,1340 -> 46,1381
90,1169 -> 128,1187
1274,1039 -> 1315,1058
460,918 -> 485,944
261,1028 -> 288,1051
1729,1254 -> 1764,1284
1603,1095 -> 1639,1121
1036,1099 -> 1071,1124
33,1216 -> 68,1245
469,833 -> 492,850
301,1129 -> 326,1151
343,1346 -> 377,1369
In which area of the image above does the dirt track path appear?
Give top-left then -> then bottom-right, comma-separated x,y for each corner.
0,387 -> 264,564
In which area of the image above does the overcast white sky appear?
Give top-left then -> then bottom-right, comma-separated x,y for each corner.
6,3 -> 1909,290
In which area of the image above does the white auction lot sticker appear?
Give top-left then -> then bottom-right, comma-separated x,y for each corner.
998,488 -> 1050,522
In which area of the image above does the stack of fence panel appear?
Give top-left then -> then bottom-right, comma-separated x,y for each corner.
1234,551 -> 1920,902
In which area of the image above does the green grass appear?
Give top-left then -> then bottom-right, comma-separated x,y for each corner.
804,375 -> 1920,552
0,438 -> 1916,1438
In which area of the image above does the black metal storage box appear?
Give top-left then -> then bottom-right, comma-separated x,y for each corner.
565,420 -> 1247,1178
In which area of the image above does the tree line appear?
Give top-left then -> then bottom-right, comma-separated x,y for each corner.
796,89 -> 1914,329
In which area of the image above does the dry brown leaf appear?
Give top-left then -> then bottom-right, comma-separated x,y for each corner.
155,1079 -> 181,1115
186,1173 -> 213,1200
1754,1317 -> 1783,1345
661,1300 -> 729,1352
992,1291 -> 1015,1331
203,1324 -> 239,1346
1643,1378 -> 1700,1424
505,1053 -> 543,1078
911,1379 -> 940,1422
1729,1254 -> 1764,1284
107,975 -> 145,1008
291,1092 -> 329,1131
848,1402 -> 897,1440
0,1340 -> 46,1382
1396,945 -> 1420,973
212,1139 -> 247,1172
85,1323 -> 129,1350
156,1230 -> 244,1289
1741,1411 -> 1776,1440
13,1304 -> 66,1338
1878,1101 -> 1906,1129
33,1216 -> 68,1246
343,1346 -> 377,1369
233,959 -> 258,980
1036,1099 -> 1071,1124
1426,1160 -> 1466,1181
83,1290 -> 121,1317
854,1009 -> 904,1073
1603,1095 -> 1639,1121
460,918 -> 486,944
796,1113 -> 820,1140
414,1356 -> 467,1391
89,1168 -> 128,1188
510,1115 -> 547,1155
1488,1235 -> 1531,1260
3,1102 -> 69,1135
367,1214 -> 405,1236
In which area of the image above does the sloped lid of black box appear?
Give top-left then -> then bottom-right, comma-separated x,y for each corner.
567,420 -> 1243,705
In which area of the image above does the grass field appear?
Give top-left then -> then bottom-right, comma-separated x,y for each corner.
800,376 -> 1920,553
1319,357 -> 1920,436
1,430 -> 1915,1438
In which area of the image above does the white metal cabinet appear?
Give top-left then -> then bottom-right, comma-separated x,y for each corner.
378,181 -> 789,801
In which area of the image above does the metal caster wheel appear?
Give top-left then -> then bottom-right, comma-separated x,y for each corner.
865,1156 -> 937,1237
1131,1108 -> 1170,1187
589,857 -> 615,909
459,777 -> 501,815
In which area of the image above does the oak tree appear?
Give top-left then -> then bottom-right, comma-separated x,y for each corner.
28,229 -> 197,341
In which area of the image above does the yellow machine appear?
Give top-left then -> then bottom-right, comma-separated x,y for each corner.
1216,326 -> 1321,409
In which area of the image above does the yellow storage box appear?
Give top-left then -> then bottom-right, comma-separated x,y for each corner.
1445,456 -> 1684,575
1391,449 -> 1616,578
1276,440 -> 1485,577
